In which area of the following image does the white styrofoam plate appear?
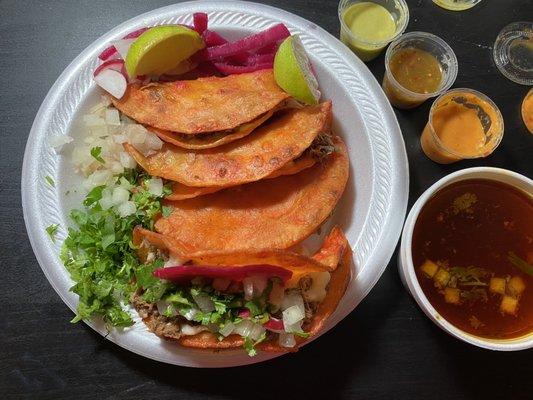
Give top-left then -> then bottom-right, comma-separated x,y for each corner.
22,1 -> 408,367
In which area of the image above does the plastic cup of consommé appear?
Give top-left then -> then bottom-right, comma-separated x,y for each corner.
338,0 -> 409,62
420,89 -> 504,164
383,32 -> 458,109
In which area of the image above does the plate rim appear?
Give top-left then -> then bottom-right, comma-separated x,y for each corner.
21,0 -> 409,367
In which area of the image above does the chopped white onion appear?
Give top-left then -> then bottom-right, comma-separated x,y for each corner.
126,124 -> 147,144
233,320 -> 254,337
182,308 -> 200,321
192,293 -> 215,313
84,169 -> 113,189
144,131 -> 163,151
100,192 -> 114,210
119,151 -> 137,169
48,134 -> 73,153
110,160 -> 124,174
279,332 -> 296,348
113,134 -> 128,144
282,305 -> 305,326
284,320 -> 303,333
118,176 -> 133,191
117,201 -> 136,217
281,292 -> 305,313
146,177 -> 163,196
83,114 -> 106,127
181,324 -> 208,336
105,109 -> 121,126
112,186 -> 130,205
248,324 -> 266,341
219,322 -> 235,337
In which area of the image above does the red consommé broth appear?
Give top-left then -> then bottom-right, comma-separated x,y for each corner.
412,179 -> 533,339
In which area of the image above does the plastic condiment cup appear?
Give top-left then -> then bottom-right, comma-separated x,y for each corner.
432,0 -> 482,11
399,167 -> 533,351
522,87 -> 533,134
382,32 -> 458,109
338,0 -> 409,62
420,88 -> 504,164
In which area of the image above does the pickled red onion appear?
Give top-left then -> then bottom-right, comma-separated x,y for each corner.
198,23 -> 290,61
193,12 -> 208,34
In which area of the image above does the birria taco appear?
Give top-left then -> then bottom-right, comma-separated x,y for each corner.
154,136 -> 349,253
132,226 -> 352,355
111,70 -> 289,135
123,101 -> 332,188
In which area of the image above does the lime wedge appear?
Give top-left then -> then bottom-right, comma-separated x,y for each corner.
273,35 -> 320,105
125,25 -> 205,77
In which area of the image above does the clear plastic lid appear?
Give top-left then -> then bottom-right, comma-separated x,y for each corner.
493,22 -> 533,86
432,0 -> 481,11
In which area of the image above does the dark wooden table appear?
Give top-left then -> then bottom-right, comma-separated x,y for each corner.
1,1 -> 532,399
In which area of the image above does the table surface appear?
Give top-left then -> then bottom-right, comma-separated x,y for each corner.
1,0 -> 532,399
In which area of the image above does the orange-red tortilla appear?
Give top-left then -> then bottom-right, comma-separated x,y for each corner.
165,154 -> 317,201
155,135 -> 348,252
149,109 -> 276,150
133,226 -> 330,275
110,69 -> 290,135
178,332 -> 245,349
124,102 -> 331,188
311,226 -> 350,271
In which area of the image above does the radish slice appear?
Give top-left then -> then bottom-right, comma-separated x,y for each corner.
94,69 -> 127,99
98,45 -> 118,61
98,28 -> 149,60
263,317 -> 284,331
200,23 -> 290,61
246,52 -> 275,65
112,38 -> 135,60
93,59 -> 124,77
238,309 -> 251,319
193,13 -> 208,34
123,27 -> 149,39
213,62 -> 273,75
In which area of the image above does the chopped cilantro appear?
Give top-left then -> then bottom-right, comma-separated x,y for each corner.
508,252 -> 533,276
162,206 -> 173,217
46,224 -> 59,242
244,337 -> 257,357
90,146 -> 105,163
45,175 -> 55,187
60,171 -> 166,327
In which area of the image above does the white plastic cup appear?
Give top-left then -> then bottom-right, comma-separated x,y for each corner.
399,167 -> 533,351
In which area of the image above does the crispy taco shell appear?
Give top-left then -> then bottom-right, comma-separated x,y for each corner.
124,102 -> 332,188
132,227 -> 351,351
165,153 -> 317,201
154,135 -> 348,253
111,69 -> 289,135
149,109 -> 275,150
